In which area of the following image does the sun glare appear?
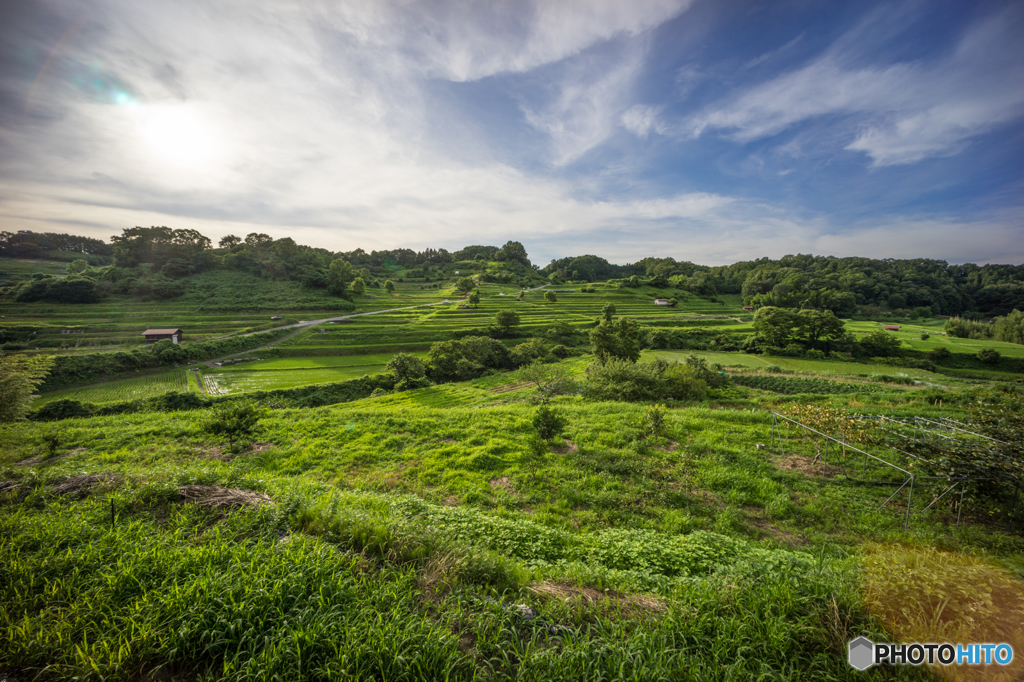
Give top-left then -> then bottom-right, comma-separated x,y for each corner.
138,105 -> 223,168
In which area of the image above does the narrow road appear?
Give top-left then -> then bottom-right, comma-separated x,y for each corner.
199,300 -> 452,367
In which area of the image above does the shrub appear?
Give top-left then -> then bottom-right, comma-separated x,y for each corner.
920,332 -> 930,340
635,404 -> 666,440
977,348 -> 1001,364
204,400 -> 266,449
927,346 -> 952,362
583,358 -> 706,402
532,405 -> 565,440
804,349 -> 826,360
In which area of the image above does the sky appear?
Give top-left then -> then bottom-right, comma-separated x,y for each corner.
1,0 -> 1022,266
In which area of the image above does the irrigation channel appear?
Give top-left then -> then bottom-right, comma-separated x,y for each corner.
769,412 -> 1014,529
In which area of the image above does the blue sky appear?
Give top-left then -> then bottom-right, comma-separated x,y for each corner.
1,0 -> 1021,265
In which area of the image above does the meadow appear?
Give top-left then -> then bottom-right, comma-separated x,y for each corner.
3,266 -> 1024,680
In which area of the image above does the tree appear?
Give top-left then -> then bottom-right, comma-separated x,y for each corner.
468,290 -> 480,307
544,290 -> 557,303
797,309 -> 845,351
244,233 -> 273,251
455,277 -> 475,294
219,234 -> 241,248
499,240 -> 530,266
532,405 -> 565,440
351,277 -> 366,295
994,309 -> 1024,345
753,306 -> 800,347
327,259 -> 354,297
978,348 -> 1001,364
858,330 -> 902,357
387,353 -> 429,390
515,362 -> 576,403
602,303 -> 616,321
589,317 -> 642,364
494,309 -> 520,335
67,259 -> 89,275
385,280 -> 395,293
0,355 -> 54,422
204,400 -> 265,450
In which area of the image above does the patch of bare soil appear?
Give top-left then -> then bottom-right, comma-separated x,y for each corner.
745,513 -> 805,546
489,476 -> 517,496
777,454 -> 841,478
654,440 -> 679,453
50,473 -> 122,498
443,494 -> 459,506
16,447 -> 87,467
199,441 -> 274,462
548,440 -> 578,455
441,438 -> 456,444
176,485 -> 273,509
490,381 -> 531,394
528,582 -> 666,619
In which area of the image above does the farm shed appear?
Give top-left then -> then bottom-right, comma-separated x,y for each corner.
142,328 -> 183,344
743,306 -> 754,311
270,316 -> 282,321
654,299 -> 670,305
883,325 -> 901,331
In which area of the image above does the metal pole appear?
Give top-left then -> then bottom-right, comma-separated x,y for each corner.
956,482 -> 966,528
905,475 -> 915,530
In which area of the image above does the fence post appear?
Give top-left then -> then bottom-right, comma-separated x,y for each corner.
905,475 -> 915,530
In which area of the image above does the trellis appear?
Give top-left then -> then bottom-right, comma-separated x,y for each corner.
769,412 -> 974,529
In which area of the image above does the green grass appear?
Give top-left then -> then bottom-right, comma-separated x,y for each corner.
3,397 -> 1019,679
33,369 -> 189,406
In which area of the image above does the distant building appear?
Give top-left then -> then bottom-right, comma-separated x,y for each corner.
743,306 -> 754,311
142,328 -> 182,344
654,299 -> 670,305
270,316 -> 283,321
883,325 -> 900,331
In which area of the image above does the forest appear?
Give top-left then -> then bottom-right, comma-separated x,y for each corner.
3,228 -> 1023,317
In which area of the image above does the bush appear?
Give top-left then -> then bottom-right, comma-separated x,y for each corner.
977,348 -> 1001,364
583,358 -> 707,402
927,346 -> 952,362
550,344 -> 571,359
532,405 -> 565,440
804,349 -> 826,360
204,400 -> 266,449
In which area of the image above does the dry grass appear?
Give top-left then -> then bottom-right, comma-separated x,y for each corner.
861,544 -> 1024,681
548,440 -> 578,455
527,581 -> 666,619
776,454 -> 842,478
50,473 -> 121,498
176,485 -> 273,509
489,381 -> 531,394
489,476 -> 517,496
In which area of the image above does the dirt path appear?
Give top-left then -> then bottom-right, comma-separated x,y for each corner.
199,300 -> 451,367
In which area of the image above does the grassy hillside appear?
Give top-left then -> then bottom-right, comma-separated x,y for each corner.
2,395 -> 1022,680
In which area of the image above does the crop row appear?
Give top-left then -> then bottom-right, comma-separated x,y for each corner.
730,374 -> 901,395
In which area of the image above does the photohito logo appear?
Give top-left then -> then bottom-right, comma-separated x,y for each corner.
848,637 -> 1014,670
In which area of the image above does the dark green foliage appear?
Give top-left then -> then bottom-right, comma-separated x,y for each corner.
589,317 -> 642,364
583,358 -> 706,402
544,290 -> 556,303
532,405 -> 565,440
945,317 -> 993,339
993,309 -> 1024,344
427,336 -> 516,382
386,353 -> 430,391
493,309 -> 520,336
857,330 -> 902,357
684,353 -> 730,388
204,400 -> 265,448
927,346 -> 952,362
977,348 -> 1001,363
29,398 -> 94,421
15,276 -> 103,303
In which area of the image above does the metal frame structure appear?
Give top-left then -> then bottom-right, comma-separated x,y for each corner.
769,412 -> 972,529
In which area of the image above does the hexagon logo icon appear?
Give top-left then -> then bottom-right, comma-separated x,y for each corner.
848,636 -> 875,671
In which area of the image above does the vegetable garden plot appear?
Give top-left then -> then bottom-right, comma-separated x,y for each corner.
769,407 -> 1023,528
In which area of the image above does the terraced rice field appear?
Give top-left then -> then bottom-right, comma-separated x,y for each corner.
33,370 -> 189,406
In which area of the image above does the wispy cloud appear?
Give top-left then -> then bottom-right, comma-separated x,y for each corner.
665,6 -> 1024,166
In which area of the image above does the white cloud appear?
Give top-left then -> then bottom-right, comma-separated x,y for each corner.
682,6 -> 1024,165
